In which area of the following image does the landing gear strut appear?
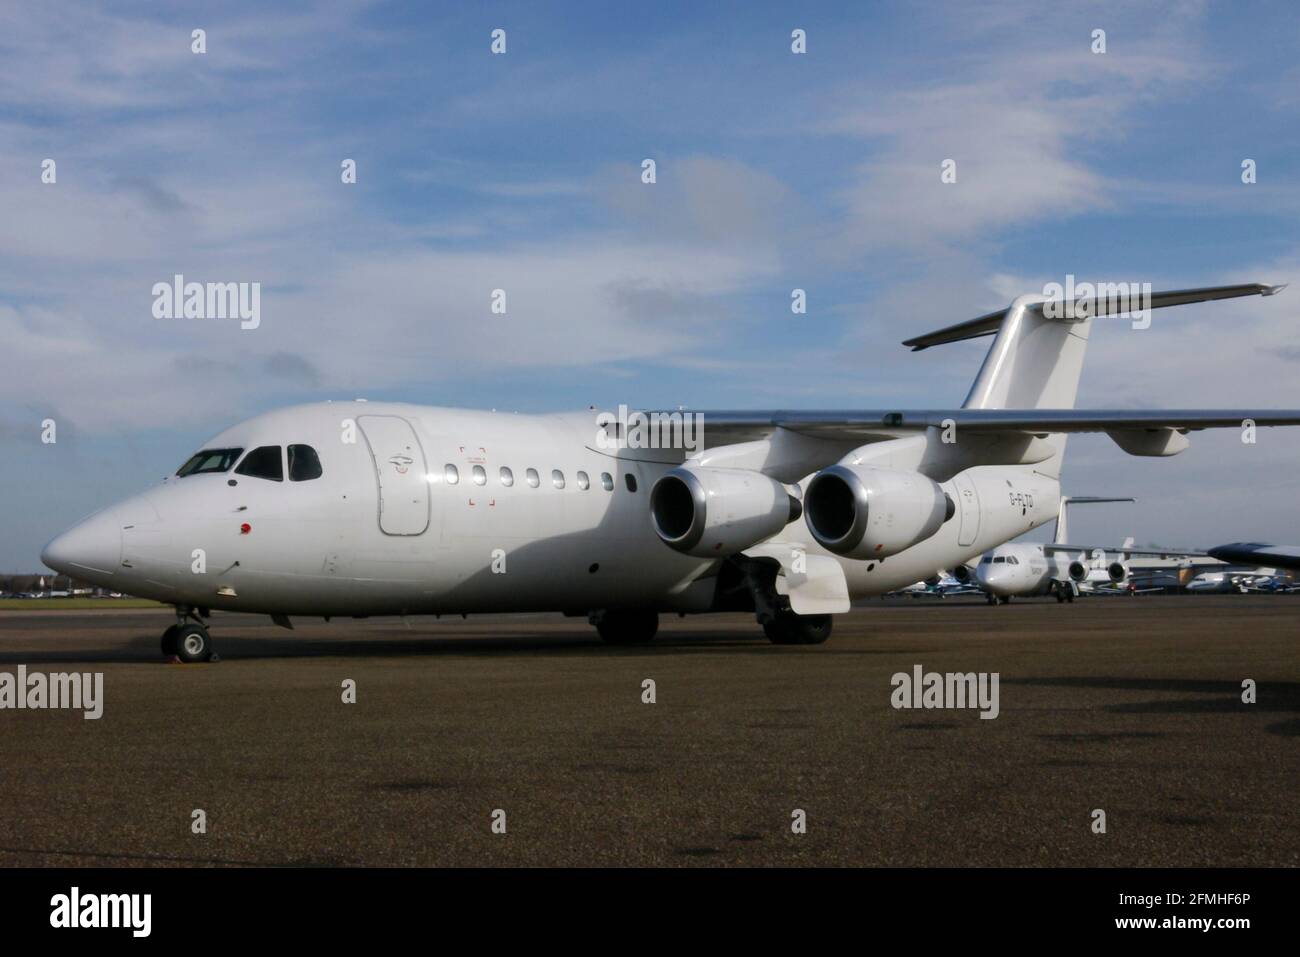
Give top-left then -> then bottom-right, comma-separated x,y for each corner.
762,610 -> 833,645
164,606 -> 215,662
730,556 -> 833,645
1051,581 -> 1076,603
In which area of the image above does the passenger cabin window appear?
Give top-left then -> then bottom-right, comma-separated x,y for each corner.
600,472 -> 613,491
472,465 -> 487,486
576,470 -> 590,490
625,474 -> 638,492
176,448 -> 243,477
288,444 -> 323,482
526,468 -> 540,488
499,467 -> 514,487
552,469 -> 565,489
444,464 -> 459,485
235,446 -> 283,482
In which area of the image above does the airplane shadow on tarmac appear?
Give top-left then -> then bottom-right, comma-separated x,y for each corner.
1004,676 -> 1300,737
0,628 -> 908,666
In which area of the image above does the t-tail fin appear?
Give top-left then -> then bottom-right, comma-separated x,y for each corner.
1053,496 -> 1136,545
900,282 -> 1285,477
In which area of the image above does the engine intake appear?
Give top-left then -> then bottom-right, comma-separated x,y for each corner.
1068,561 -> 1088,582
804,464 -> 950,559
1108,561 -> 1127,584
650,466 -> 800,557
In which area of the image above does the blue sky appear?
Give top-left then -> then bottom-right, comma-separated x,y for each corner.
2,0 -> 1300,569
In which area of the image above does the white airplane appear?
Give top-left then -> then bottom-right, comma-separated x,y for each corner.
1185,570 -> 1250,593
890,572 -> 982,598
972,495 -> 1145,603
41,282 -> 1300,661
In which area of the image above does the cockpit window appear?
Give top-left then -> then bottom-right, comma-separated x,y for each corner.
235,446 -> 284,482
176,448 -> 244,477
288,444 -> 323,482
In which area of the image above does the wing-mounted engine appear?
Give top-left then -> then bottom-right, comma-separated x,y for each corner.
803,464 -> 954,559
1068,557 -> 1127,583
650,466 -> 802,557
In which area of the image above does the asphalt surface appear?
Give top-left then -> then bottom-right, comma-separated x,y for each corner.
0,596 -> 1295,867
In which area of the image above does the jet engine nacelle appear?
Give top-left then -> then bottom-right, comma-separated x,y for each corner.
803,464 -> 952,560
1068,559 -> 1128,583
950,564 -> 972,584
649,466 -> 801,557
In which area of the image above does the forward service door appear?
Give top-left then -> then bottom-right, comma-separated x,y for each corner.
358,415 -> 430,535
952,472 -> 981,547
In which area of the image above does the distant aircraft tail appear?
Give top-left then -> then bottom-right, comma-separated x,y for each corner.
1053,496 -> 1135,545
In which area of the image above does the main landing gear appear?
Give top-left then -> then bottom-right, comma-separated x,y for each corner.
762,609 -> 833,645
736,556 -> 833,645
1051,581 -> 1075,603
162,606 -> 216,663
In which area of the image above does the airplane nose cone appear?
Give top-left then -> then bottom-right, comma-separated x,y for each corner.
42,508 -> 123,577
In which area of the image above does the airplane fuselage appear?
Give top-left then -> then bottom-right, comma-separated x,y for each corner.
44,401 -> 1060,618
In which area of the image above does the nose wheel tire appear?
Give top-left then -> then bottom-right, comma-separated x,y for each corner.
173,623 -> 213,663
763,612 -> 833,645
595,610 -> 659,645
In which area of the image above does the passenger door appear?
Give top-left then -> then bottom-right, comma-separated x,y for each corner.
952,472 -> 981,547
357,415 -> 430,535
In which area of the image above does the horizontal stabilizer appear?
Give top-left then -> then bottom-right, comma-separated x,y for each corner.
902,282 -> 1285,351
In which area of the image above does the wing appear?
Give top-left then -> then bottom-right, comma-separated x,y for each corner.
1042,545 -> 1209,560
687,409 -> 1300,444
1207,543 -> 1300,571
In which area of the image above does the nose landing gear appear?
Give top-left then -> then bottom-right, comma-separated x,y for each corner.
163,607 -> 216,663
